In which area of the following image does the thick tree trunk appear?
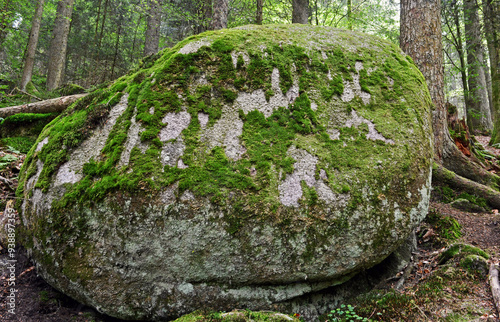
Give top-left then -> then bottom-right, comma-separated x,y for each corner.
401,0 -> 500,188
256,0 -> 263,24
143,0 -> 162,56
46,0 -> 75,91
400,0 -> 445,160
292,0 -> 308,24
20,0 -> 45,91
464,0 -> 492,133
212,0 -> 228,30
485,0 -> 500,145
0,94 -> 87,118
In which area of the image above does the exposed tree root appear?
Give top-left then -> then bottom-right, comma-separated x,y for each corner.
489,263 -> 500,315
442,138 -> 500,190
0,93 -> 87,118
433,162 -> 500,209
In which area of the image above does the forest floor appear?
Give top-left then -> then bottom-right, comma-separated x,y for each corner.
0,138 -> 499,321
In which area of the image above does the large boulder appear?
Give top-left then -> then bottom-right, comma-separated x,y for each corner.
17,24 -> 433,320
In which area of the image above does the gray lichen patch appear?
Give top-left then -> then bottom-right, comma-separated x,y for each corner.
345,110 -> 395,145
159,111 -> 191,142
119,107 -> 149,167
161,138 -> 186,167
178,40 -> 212,54
35,137 -> 49,152
200,106 -> 246,160
341,73 -> 371,105
235,68 -> 296,118
55,94 -> 129,186
198,112 -> 209,129
231,51 -> 250,68
278,146 -> 337,207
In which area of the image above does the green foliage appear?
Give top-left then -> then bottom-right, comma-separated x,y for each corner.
439,243 -> 490,265
425,210 -> 462,242
0,112 -> 56,125
457,192 -> 489,210
327,304 -> 371,322
0,136 -> 36,154
0,153 -> 16,170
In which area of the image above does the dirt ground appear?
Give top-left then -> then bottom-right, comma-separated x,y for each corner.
1,139 -> 500,321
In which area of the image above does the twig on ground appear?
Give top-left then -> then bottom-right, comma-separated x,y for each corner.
12,87 -> 42,101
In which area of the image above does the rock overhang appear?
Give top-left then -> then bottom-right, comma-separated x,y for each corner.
16,24 -> 433,320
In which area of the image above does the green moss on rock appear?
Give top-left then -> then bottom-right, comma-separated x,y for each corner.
16,24 -> 433,321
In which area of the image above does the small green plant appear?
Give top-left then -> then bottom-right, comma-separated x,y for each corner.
39,290 -> 50,302
0,153 -> 17,170
425,210 -> 462,242
456,192 -> 489,210
327,304 -> 370,322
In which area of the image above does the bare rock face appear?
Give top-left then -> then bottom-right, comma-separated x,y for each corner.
17,24 -> 433,321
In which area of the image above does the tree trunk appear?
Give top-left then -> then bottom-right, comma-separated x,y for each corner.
347,0 -> 352,30
464,0 -> 492,133
111,16 -> 122,79
20,0 -> 45,91
212,0 -> 228,30
144,0 -> 162,56
452,0 -> 469,106
400,0 -> 500,188
485,0 -> 500,145
256,0 -> 263,25
485,54 -> 494,120
46,0 -> 75,91
0,94 -> 87,118
292,0 -> 308,24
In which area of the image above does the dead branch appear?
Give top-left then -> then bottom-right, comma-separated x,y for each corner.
12,87 -> 42,101
0,93 -> 87,118
0,175 -> 14,191
489,263 -> 500,315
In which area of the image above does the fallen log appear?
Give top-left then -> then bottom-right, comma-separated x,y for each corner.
489,263 -> 500,315
0,93 -> 87,118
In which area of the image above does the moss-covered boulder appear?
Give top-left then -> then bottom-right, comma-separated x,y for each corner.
17,24 -> 433,321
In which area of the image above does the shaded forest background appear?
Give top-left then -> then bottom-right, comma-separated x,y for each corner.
0,0 -> 399,96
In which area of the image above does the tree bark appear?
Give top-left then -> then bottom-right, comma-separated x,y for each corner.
347,0 -> 352,30
256,0 -> 263,24
485,0 -> 500,144
212,0 -> 228,30
46,0 -> 75,91
144,0 -> 162,56
451,0 -> 469,105
292,0 -> 309,24
464,0 -> 492,133
401,0 -> 500,188
20,0 -> 45,91
0,94 -> 87,118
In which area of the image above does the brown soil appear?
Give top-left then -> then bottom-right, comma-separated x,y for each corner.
1,140 -> 500,321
